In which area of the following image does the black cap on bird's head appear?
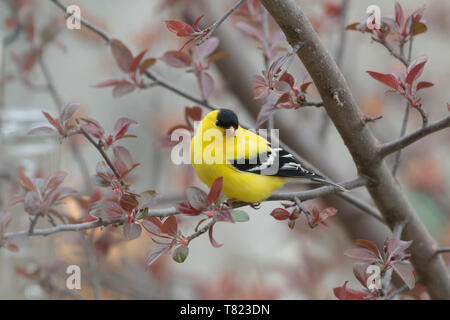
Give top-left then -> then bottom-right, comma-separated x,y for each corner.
216,108 -> 239,130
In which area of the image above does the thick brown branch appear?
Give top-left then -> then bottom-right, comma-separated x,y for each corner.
380,114 -> 450,157
260,0 -> 450,299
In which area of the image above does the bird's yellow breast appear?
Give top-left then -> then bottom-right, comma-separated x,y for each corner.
190,116 -> 285,203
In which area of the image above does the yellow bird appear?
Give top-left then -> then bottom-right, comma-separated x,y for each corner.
190,109 -> 344,203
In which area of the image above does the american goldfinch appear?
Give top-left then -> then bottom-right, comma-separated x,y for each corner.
190,108 -> 345,203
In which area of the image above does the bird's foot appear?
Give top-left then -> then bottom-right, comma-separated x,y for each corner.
250,202 -> 261,210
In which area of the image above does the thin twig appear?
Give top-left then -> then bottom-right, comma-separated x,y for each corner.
28,213 -> 41,235
431,247 -> 450,260
76,124 -> 124,186
380,114 -> 450,157
293,196 -> 314,228
391,35 -> 413,176
196,0 -> 247,45
187,220 -> 215,242
371,38 -> 409,67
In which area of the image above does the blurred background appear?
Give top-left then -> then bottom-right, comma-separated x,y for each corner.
0,0 -> 449,299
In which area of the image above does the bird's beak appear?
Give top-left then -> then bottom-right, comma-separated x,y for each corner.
225,126 -> 236,137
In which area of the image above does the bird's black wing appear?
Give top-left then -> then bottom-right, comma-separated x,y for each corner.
230,144 -> 324,180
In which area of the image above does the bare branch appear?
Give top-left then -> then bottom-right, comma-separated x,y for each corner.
76,123 -> 124,186
380,114 -> 450,157
3,207 -> 178,240
50,0 -> 111,43
196,0 -> 247,45
187,220 -> 215,242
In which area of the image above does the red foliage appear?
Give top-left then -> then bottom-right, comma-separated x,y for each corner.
93,39 -> 156,97
367,55 -> 433,107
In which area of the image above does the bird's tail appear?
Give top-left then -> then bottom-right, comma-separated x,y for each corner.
310,177 -> 348,192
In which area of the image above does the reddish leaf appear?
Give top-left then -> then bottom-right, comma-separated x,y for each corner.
161,216 -> 178,237
333,281 -> 372,300
114,117 -> 139,139
392,261 -> 415,290
43,171 -> 67,194
300,82 -> 313,92
367,71 -> 399,90
141,217 -> 171,239
113,145 -> 134,169
130,49 -> 148,74
24,192 -> 40,215
208,51 -> 230,65
207,177 -> 223,206
146,244 -> 170,268
113,81 -> 136,98
198,70 -> 214,100
196,37 -> 219,59
160,51 -> 192,68
406,55 -> 428,85
123,222 -> 142,240
59,102 -> 80,122
110,39 -> 134,73
42,111 -> 62,133
395,2 -> 404,28
119,193 -> 139,212
138,190 -> 160,208
79,117 -> 105,139
253,85 -> 271,100
28,126 -> 57,136
193,15 -> 204,29
18,168 -> 35,191
186,187 -> 208,211
208,224 -> 222,248
165,20 -> 195,37
185,106 -> 203,124
353,263 -> 371,289
92,79 -> 123,88
344,248 -> 380,263
354,239 -> 381,257
279,72 -> 295,88
270,208 -> 290,221
214,208 -> 234,223
386,238 -> 413,258
346,22 -> 362,31
416,81 -> 434,92
174,200 -> 202,216
139,58 -> 156,74
89,200 -> 124,222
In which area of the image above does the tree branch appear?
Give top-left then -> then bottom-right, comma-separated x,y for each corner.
380,114 -> 450,157
75,124 -> 124,186
260,0 -> 450,299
